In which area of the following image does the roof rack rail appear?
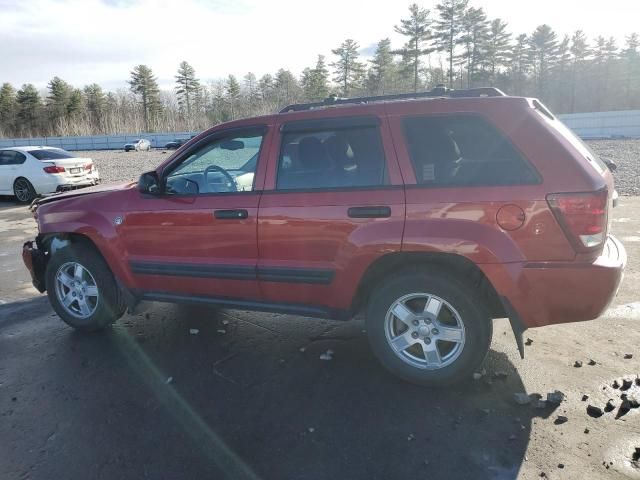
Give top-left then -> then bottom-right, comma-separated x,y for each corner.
279,85 -> 507,113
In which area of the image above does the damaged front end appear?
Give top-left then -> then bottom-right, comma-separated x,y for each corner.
22,236 -> 49,293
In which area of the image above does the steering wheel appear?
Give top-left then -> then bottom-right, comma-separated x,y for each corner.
204,165 -> 237,192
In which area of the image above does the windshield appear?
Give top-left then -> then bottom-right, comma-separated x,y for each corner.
30,149 -> 76,160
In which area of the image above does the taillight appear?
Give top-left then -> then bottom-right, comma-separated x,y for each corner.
43,165 -> 66,174
547,189 -> 608,252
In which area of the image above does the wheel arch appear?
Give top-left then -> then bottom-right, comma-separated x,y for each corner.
351,252 -> 505,319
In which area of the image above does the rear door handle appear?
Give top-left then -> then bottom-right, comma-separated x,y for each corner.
347,206 -> 391,218
214,209 -> 249,219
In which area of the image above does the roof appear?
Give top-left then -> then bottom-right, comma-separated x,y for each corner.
0,146 -> 64,152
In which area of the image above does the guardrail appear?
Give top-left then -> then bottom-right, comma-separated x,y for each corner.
0,132 -> 199,150
558,110 -> 640,139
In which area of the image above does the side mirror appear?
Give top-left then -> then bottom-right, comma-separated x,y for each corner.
138,171 -> 161,194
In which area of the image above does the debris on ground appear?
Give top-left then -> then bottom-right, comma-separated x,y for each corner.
165,376 -> 173,385
554,415 -> 569,425
624,353 -> 633,359
547,390 -> 565,404
588,359 -> 597,366
584,428 -> 590,434
217,329 -> 226,334
581,394 -> 589,401
472,372 -> 483,380
558,463 -> 565,469
514,393 -> 531,405
587,405 -> 604,418
632,447 -> 640,462
407,433 -> 415,441
525,338 -> 533,346
189,328 -> 199,335
604,399 -> 616,413
574,360 -> 583,368
617,399 -> 632,418
222,319 -> 229,325
307,427 -> 315,433
299,347 -> 306,353
621,379 -> 633,390
613,379 -> 621,389
319,349 -> 334,361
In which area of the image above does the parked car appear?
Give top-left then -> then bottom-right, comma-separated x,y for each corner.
124,139 -> 151,152
0,146 -> 100,203
164,138 -> 189,150
22,86 -> 626,386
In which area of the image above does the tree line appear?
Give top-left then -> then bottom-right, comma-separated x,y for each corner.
1,1 -> 639,138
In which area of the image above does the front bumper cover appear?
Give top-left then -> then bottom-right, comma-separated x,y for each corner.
22,239 -> 48,293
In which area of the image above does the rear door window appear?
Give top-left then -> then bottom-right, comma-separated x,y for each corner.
30,149 -> 75,160
276,120 -> 387,190
402,115 -> 539,186
0,150 -> 26,165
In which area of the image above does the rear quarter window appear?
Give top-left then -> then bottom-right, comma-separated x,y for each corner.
402,114 -> 539,186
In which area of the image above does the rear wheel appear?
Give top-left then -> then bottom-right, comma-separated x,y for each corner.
366,269 -> 492,386
13,177 -> 36,203
46,243 -> 126,331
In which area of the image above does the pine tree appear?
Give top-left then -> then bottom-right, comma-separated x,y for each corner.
509,34 -> 530,95
368,38 -> 396,94
484,18 -> 511,84
0,83 -> 17,136
47,76 -> 72,126
274,69 -> 301,107
244,72 -> 259,114
175,61 -> 200,121
129,64 -> 161,131
622,33 -> 640,108
460,7 -> 489,87
258,74 -> 274,103
331,39 -> 364,97
393,3 -> 434,92
84,83 -> 106,130
67,89 -> 84,118
16,84 -> 41,135
528,25 -> 559,98
226,75 -> 241,119
569,30 -> 590,112
434,0 -> 469,88
302,55 -> 330,101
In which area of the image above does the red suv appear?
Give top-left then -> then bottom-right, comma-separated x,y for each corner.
23,87 -> 626,385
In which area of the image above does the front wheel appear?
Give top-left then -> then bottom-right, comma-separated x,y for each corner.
366,269 -> 492,386
46,243 -> 126,331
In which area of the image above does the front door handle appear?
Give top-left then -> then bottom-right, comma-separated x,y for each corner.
214,209 -> 249,219
347,206 -> 391,218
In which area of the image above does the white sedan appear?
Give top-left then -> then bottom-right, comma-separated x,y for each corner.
0,146 -> 101,203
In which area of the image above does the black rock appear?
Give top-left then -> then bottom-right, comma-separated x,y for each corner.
624,353 -> 633,359
525,338 -> 533,346
621,379 -> 633,391
558,463 -> 565,469
628,397 -> 640,409
587,405 -> 604,418
588,359 -> 597,366
617,400 -> 632,418
633,448 -> 640,462
636,377 -> 640,386
582,394 -> 589,401
605,399 -> 616,412
554,415 -> 569,425
584,428 -> 590,434
574,360 -> 583,368
613,380 -> 621,389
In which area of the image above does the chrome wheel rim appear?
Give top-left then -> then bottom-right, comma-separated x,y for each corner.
54,262 -> 99,319
384,293 -> 466,370
14,179 -> 32,202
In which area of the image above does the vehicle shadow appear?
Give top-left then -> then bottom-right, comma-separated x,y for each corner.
0,299 -> 558,480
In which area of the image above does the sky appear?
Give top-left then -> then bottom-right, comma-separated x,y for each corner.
1,0 -> 639,91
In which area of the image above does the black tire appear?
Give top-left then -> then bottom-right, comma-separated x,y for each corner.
13,177 -> 37,203
366,268 -> 493,386
46,242 -> 126,331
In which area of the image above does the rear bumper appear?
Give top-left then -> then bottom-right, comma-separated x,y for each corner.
483,235 -> 627,328
22,239 -> 48,293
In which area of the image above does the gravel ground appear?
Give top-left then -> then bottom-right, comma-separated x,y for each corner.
81,138 -> 640,195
